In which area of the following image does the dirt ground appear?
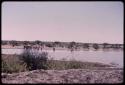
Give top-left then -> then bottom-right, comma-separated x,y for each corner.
2,68 -> 123,84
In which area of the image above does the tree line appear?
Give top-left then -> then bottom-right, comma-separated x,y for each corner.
2,40 -> 123,50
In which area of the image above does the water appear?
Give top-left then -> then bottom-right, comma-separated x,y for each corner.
2,48 -> 123,68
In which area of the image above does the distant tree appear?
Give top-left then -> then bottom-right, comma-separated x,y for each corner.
10,40 -> 18,47
111,44 -> 121,48
119,44 -> 123,48
45,43 -> 53,47
40,42 -> 44,46
93,43 -> 99,50
116,44 -> 121,48
59,43 -> 64,48
74,44 -> 77,49
23,41 -> 29,46
35,40 -> 41,45
68,41 -> 76,49
83,43 -> 89,49
103,43 -> 109,49
2,41 -> 7,45
54,41 -> 60,45
54,41 -> 60,47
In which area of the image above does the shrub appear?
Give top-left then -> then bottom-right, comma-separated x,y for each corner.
19,49 -> 48,70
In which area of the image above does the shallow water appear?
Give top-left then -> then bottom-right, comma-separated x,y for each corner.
2,48 -> 123,68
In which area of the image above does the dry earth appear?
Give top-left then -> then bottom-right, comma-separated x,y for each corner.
2,68 -> 123,84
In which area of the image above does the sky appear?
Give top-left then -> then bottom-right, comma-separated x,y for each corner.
2,2 -> 123,44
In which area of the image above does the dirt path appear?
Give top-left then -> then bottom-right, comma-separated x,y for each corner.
2,68 -> 123,84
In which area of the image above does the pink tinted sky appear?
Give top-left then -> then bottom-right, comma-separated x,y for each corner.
2,2 -> 123,44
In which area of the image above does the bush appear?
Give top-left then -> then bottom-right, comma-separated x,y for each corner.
19,49 -> 48,70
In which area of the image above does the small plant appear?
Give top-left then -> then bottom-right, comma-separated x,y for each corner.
19,49 -> 48,70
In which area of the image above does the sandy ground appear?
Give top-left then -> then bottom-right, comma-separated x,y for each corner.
2,68 -> 123,84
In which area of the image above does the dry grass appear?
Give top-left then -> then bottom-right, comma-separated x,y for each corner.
46,60 -> 111,70
2,54 -> 27,73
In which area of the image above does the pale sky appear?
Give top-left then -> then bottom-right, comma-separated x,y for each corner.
2,2 -> 123,44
